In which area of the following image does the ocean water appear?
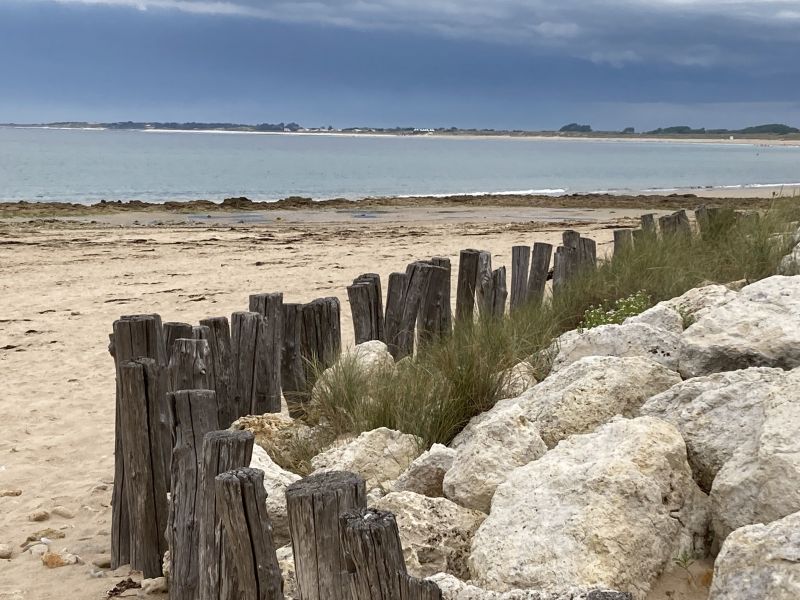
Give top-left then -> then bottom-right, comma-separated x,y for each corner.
1,127 -> 799,203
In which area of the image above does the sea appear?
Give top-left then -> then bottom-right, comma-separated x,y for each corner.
1,126 -> 799,203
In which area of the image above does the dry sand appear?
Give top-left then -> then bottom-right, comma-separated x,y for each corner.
1,206 -> 709,600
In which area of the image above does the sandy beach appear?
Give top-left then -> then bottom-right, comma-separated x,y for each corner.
0,204 -> 722,599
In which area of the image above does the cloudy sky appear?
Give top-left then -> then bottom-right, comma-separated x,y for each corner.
1,0 -> 799,129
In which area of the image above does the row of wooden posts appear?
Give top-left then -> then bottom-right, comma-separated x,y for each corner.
110,204 -> 737,597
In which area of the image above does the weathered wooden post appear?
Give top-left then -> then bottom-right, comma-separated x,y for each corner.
527,242 -> 553,305
490,266 -> 508,317
397,573 -> 443,600
578,237 -> 597,269
455,249 -> 481,322
231,311 -> 271,417
198,431 -> 256,600
384,272 -> 408,356
562,230 -> 581,250
286,471 -> 367,600
658,214 -> 677,236
193,324 -> 211,341
641,213 -> 657,234
430,256 -> 452,334
215,468 -> 284,600
510,245 -> 531,312
117,359 -> 169,578
199,317 -> 236,428
300,297 -> 342,370
695,205 -> 709,234
281,303 -> 308,418
347,274 -> 384,344
164,322 -> 193,359
613,230 -> 634,257
169,389 -> 221,600
249,293 -> 284,414
475,251 -> 493,318
169,338 -> 214,392
111,313 -> 166,571
419,262 -> 450,344
339,508 -> 408,599
396,262 -> 433,358
673,209 -> 691,236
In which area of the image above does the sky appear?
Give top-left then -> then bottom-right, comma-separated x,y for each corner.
1,0 -> 800,130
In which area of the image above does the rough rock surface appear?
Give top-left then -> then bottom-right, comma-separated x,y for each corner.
709,511 -> 800,600
520,356 -> 680,448
551,322 -> 681,372
640,367 -> 787,491
662,284 -> 739,323
623,304 -> 684,335
310,427 -> 422,490
503,361 -> 537,398
249,443 -> 301,546
392,443 -> 455,497
372,492 -> 485,579
710,368 -> 800,543
311,340 -> 395,402
276,545 -> 297,600
429,574 -> 633,600
778,244 -> 800,276
679,276 -> 800,377
232,412 -> 313,468
443,403 -> 546,512
469,417 -> 709,600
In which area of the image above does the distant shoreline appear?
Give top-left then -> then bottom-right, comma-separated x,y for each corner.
3,124 -> 800,147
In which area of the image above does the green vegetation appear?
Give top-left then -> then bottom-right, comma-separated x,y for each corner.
559,123 -> 593,133
647,123 -> 800,135
309,203 -> 800,449
578,290 -> 651,330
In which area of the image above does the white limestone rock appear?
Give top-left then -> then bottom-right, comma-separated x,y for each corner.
520,355 -> 681,448
551,322 -> 681,372
469,417 -> 709,600
623,303 -> 684,334
428,574 -> 633,600
710,368 -> 800,543
679,276 -> 800,378
502,361 -> 537,398
249,443 -> 301,546
778,244 -> 800,276
373,492 -> 485,579
392,444 -> 455,497
443,402 -> 546,513
640,367 -> 787,491
662,284 -> 738,324
311,340 -> 395,402
709,511 -> 800,600
310,427 -> 422,490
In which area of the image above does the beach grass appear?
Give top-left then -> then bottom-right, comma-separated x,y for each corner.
309,201 -> 800,448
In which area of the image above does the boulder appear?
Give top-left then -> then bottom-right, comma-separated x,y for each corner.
709,511 -> 800,600
710,368 -> 800,543
443,402 -> 546,512
311,340 -> 395,402
662,284 -> 738,324
231,412 -> 313,471
392,443 -> 455,497
679,276 -> 800,378
623,304 -> 684,335
276,545 -> 297,600
502,361 -> 537,397
640,367 -> 786,491
249,443 -> 301,546
778,244 -> 800,276
428,574 -> 632,600
372,492 -> 485,579
310,427 -> 422,490
469,417 -> 709,600
520,355 -> 681,448
551,322 -> 681,372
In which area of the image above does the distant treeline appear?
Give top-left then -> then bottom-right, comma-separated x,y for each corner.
559,123 -> 800,135
12,121 -> 302,132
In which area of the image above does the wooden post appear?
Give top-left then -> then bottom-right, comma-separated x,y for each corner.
281,303 -> 308,418
430,257 -> 452,334
118,359 -> 169,578
231,311 -> 269,417
340,508 -> 407,600
490,267 -> 508,317
249,294 -> 284,414
613,230 -> 634,257
562,230 -> 581,250
632,229 -> 645,245
111,314 -> 166,571
348,274 -> 384,344
578,237 -> 597,270
169,338 -> 214,393
552,247 -> 569,295
695,205 -> 709,234
384,272 -> 408,359
641,213 -> 656,234
397,573 -> 443,600
164,322 -> 193,359
475,251 -> 493,318
199,317 -> 236,429
527,243 -> 553,305
169,390 -> 221,600
673,210 -> 691,236
286,471 -> 367,600
395,262 -> 433,358
300,297 -> 342,370
193,325 -> 211,341
198,431 -> 255,600
215,468 -> 284,600
419,263 -> 450,344
509,246 -> 531,312
658,214 -> 676,236
455,249 -> 480,323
